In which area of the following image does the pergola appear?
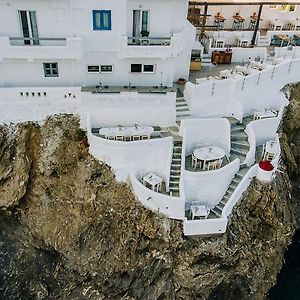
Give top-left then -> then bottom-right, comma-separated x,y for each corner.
189,0 -> 300,44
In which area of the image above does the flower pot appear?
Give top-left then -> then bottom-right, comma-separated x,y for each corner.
178,78 -> 186,85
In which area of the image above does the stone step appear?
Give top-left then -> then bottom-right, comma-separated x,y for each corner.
231,125 -> 245,133
169,182 -> 180,188
231,133 -> 248,142
170,175 -> 180,180
176,101 -> 188,106
240,163 -> 248,169
229,181 -> 239,189
176,97 -> 184,101
231,147 -> 248,157
171,165 -> 181,170
216,203 -> 225,211
176,110 -> 191,117
173,152 -> 182,157
211,207 -> 222,218
176,115 -> 191,121
232,177 -> 242,185
231,141 -> 250,150
176,106 -> 189,112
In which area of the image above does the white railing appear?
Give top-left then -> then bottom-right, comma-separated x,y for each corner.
130,174 -> 185,220
0,36 -> 82,60
222,165 -> 258,218
9,36 -> 67,46
127,36 -> 171,46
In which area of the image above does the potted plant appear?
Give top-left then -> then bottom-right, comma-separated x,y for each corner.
177,78 -> 187,85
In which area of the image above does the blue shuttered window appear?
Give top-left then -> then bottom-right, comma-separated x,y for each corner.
93,10 -> 112,30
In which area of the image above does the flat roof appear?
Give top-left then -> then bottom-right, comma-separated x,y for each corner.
189,1 -> 300,4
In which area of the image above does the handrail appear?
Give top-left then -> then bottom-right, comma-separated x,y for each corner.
9,37 -> 67,41
127,36 -> 172,46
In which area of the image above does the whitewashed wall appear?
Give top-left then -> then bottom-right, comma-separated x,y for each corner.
0,87 -> 81,123
0,0 -> 195,87
87,121 -> 173,182
179,118 -> 231,156
130,174 -> 185,220
182,159 -> 240,208
84,91 -> 176,127
183,217 -> 228,236
185,57 -> 300,119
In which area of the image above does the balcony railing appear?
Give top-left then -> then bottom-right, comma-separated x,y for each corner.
0,36 -> 82,60
9,37 -> 67,46
127,36 -> 171,46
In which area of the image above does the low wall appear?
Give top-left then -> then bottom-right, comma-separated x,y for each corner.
183,217 -> 228,236
222,165 -> 258,218
184,57 -> 298,119
83,91 -> 176,127
208,47 -> 267,63
0,87 -> 81,123
130,174 -> 185,220
274,46 -> 300,59
182,159 -> 240,208
247,117 -> 281,147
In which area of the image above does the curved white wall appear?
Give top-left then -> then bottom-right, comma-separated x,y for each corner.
88,129 -> 173,182
182,159 -> 240,208
130,174 -> 185,220
179,118 -> 231,156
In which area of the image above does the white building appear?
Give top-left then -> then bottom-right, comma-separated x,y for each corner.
0,0 -> 195,87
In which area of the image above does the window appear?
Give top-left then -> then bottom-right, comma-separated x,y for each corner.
18,10 -> 39,45
93,10 -> 111,30
133,10 -> 149,37
143,64 -> 155,73
88,65 -> 100,73
43,63 -> 58,77
289,5 -> 297,12
269,5 -> 277,9
131,64 -> 142,73
101,65 -> 113,73
131,64 -> 155,73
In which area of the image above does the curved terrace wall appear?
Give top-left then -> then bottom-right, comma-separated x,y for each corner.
87,117 -> 173,182
182,159 -> 240,208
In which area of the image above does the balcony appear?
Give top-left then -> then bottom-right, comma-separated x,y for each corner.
118,22 -> 196,59
118,35 -> 179,59
0,36 -> 82,61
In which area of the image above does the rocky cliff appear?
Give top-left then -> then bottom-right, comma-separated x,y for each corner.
0,85 -> 300,300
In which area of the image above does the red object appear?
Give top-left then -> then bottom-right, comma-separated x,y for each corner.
259,160 -> 274,171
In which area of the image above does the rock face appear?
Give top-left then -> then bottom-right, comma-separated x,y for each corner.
0,84 -> 300,300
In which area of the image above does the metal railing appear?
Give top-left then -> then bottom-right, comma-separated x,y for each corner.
9,37 -> 67,46
127,36 -> 171,46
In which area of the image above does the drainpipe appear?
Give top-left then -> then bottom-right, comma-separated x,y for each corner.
251,3 -> 263,46
200,3 -> 208,40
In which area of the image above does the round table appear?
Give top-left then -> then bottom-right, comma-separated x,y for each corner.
193,146 -> 225,170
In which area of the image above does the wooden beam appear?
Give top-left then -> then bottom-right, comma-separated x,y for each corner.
251,3 -> 263,45
200,3 -> 209,39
